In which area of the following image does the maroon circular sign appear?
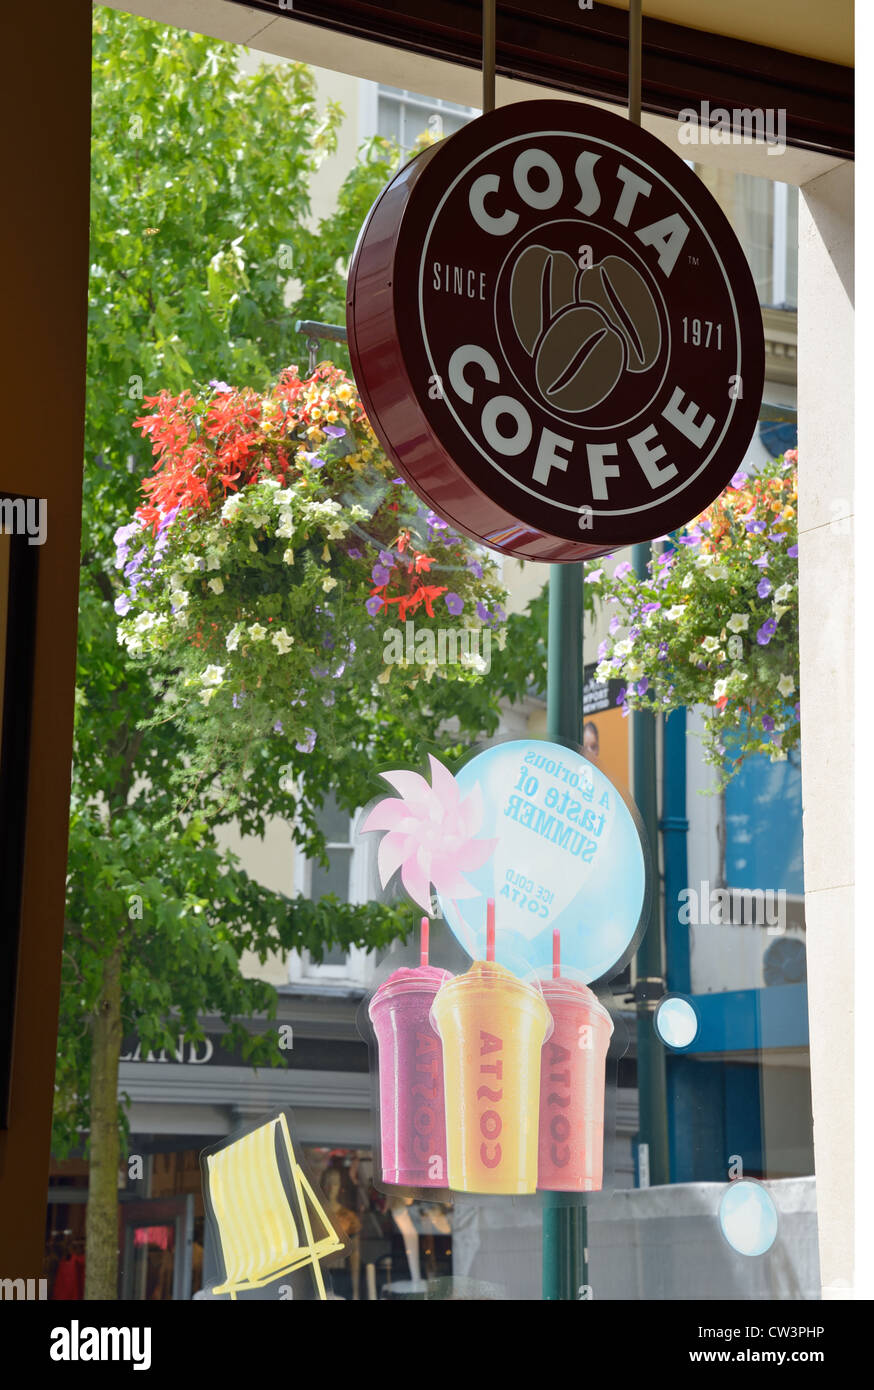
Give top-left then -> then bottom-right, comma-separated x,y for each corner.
347,101 -> 765,562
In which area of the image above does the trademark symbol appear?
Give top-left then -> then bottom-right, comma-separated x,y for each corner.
687,255 -> 700,266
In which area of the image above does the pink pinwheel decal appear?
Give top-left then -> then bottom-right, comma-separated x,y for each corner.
362,755 -> 498,913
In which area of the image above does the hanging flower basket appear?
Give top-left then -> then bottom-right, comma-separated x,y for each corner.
585,451 -> 800,781
114,365 -> 508,762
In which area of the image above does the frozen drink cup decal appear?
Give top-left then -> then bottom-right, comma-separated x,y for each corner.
431,899 -> 552,1194
368,918 -> 451,1187
538,930 -> 614,1192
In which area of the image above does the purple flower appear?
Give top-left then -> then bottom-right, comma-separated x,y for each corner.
597,639 -> 609,660
273,720 -> 284,734
365,595 -> 384,617
232,692 -> 246,708
762,714 -> 775,732
391,477 -> 404,485
585,568 -> 604,584
156,504 -> 180,536
378,550 -> 394,567
757,576 -> 772,599
630,627 -> 641,640
613,561 -> 632,579
756,618 -> 778,646
302,451 -> 325,468
492,604 -> 505,623
609,616 -> 621,636
332,660 -> 347,679
627,682 -> 637,697
698,520 -> 711,532
616,687 -> 627,706
658,642 -> 669,660
731,470 -> 748,488
657,553 -> 674,568
426,510 -> 449,531
475,601 -> 491,623
753,555 -> 769,570
678,533 -> 701,547
209,379 -> 232,393
638,676 -> 649,694
322,424 -> 346,438
347,547 -> 362,559
794,702 -> 800,721
445,592 -> 464,616
787,544 -> 798,558
114,593 -> 131,616
372,563 -> 391,586
642,601 -> 661,614
310,665 -> 329,679
746,519 -> 766,534
295,728 -> 317,754
467,557 -> 483,579
322,635 -> 335,650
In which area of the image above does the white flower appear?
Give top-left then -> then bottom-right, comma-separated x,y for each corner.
594,660 -> 613,682
774,582 -> 794,603
702,635 -> 720,652
169,589 -> 188,610
681,572 -> 694,590
271,627 -> 294,654
225,624 -> 241,653
613,638 -> 633,659
200,687 -> 218,706
274,489 -> 295,509
777,673 -> 796,697
326,521 -> 347,540
201,665 -> 225,686
221,494 -> 244,521
773,604 -> 790,621
181,552 -> 201,572
707,563 -> 728,581
665,604 -> 686,620
322,576 -> 338,593
695,552 -> 714,568
262,478 -> 280,491
625,659 -> 644,681
282,548 -> 295,565
275,511 -> 294,539
726,613 -> 749,633
132,610 -> 156,634
247,622 -> 267,641
713,679 -> 729,700
207,577 -> 224,595
205,550 -> 222,571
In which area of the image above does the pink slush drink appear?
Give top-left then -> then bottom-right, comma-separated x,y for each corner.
368,965 -> 451,1187
538,979 -> 614,1192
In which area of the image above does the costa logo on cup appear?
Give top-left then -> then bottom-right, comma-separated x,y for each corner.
478,1030 -> 504,1169
411,1030 -> 440,1163
347,100 -> 764,562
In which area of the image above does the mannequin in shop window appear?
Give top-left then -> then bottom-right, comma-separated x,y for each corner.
320,1166 -> 362,1300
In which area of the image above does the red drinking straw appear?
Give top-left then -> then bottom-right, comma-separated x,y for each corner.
486,898 -> 496,962
553,927 -> 561,979
420,916 -> 429,969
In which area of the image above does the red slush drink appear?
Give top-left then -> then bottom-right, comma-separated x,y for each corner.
368,966 -> 451,1187
538,978 -> 613,1192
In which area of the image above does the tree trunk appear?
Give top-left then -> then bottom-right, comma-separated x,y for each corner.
84,941 -> 123,1299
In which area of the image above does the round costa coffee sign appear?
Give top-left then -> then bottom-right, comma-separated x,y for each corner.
347,101 -> 764,562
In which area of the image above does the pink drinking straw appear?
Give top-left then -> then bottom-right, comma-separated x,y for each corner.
553,928 -> 561,980
420,916 -> 430,968
486,897 -> 496,962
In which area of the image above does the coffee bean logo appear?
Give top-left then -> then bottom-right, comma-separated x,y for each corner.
535,304 -> 626,413
576,256 -> 661,372
510,246 -> 578,356
508,243 -> 663,414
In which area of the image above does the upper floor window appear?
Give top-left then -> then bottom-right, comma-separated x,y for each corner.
361,82 -> 479,154
290,792 -> 370,983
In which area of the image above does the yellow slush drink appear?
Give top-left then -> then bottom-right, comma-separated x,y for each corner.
431,961 -> 552,1194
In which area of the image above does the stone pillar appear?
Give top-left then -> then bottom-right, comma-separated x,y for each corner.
797,160 -> 854,1297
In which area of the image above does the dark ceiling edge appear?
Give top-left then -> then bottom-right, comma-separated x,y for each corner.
230,0 -> 853,160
